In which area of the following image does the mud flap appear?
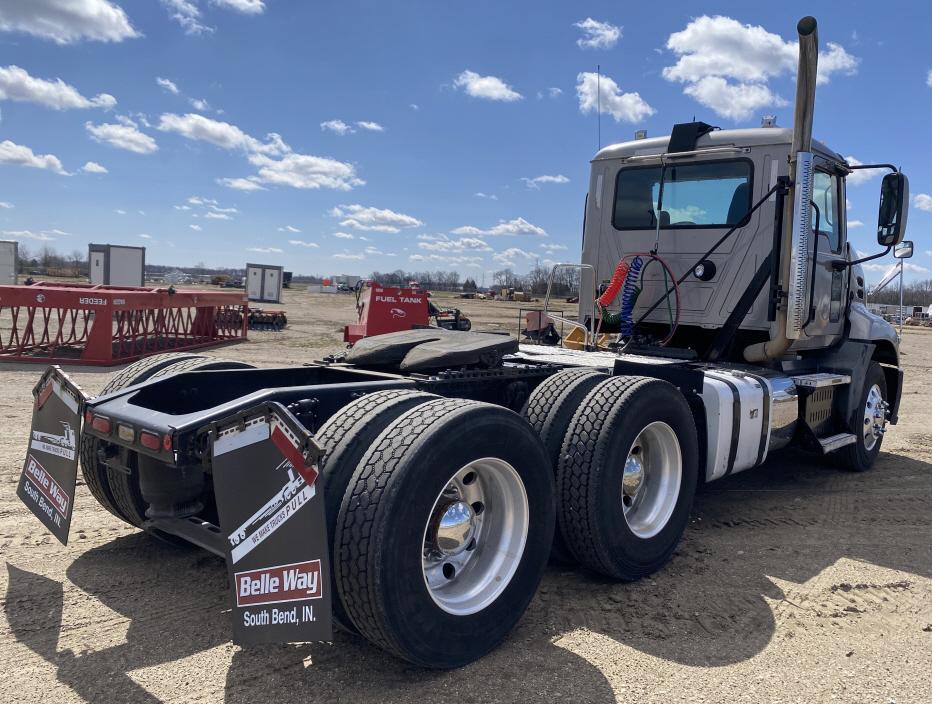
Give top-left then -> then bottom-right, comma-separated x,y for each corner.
211,402 -> 333,645
16,366 -> 87,545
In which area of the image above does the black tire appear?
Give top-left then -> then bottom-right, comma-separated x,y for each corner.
335,398 -> 555,668
557,376 -> 699,580
105,357 -> 256,527
80,353 -> 207,523
836,361 -> 888,472
314,389 -> 439,633
523,367 -> 607,563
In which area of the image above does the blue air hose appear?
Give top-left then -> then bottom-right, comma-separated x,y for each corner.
619,256 -> 642,337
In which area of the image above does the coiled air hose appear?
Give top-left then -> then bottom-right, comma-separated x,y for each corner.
595,253 -> 681,346
619,256 -> 643,337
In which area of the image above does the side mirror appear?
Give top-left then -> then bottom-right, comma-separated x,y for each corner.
877,172 -> 909,246
893,240 -> 914,259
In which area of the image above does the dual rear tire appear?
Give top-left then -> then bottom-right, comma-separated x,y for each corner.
321,393 -> 555,668
523,370 -> 699,580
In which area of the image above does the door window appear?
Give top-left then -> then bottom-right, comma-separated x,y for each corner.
811,170 -> 842,252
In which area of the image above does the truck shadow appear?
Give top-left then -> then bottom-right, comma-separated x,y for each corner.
4,450 -> 929,701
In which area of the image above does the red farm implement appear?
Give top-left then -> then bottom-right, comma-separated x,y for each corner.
0,283 -> 248,365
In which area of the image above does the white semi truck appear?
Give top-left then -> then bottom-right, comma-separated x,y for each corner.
23,16 -> 908,668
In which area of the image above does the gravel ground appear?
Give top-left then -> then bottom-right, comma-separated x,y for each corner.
1,289 -> 930,703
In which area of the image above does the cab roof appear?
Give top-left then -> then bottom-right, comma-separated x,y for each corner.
594,127 -> 846,165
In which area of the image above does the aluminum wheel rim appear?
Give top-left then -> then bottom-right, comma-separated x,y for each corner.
621,421 -> 682,539
421,458 -> 529,616
862,384 -> 886,451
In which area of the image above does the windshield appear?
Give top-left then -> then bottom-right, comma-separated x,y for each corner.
612,160 -> 753,229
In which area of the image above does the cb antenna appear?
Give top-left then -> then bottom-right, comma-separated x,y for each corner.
597,64 -> 601,149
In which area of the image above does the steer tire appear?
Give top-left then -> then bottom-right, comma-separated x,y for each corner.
315,389 -> 440,633
836,361 -> 888,472
335,398 -> 555,668
557,376 -> 698,581
523,367 -> 608,563
80,353 -> 207,523
105,357 -> 256,527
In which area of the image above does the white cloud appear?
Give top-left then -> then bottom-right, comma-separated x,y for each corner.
576,72 -> 655,123
158,112 -> 363,191
157,113 -> 288,155
248,152 -> 364,191
522,174 -> 570,189
321,119 -> 354,135
845,156 -> 884,186
410,253 -> 483,268
162,0 -> 212,35
410,103 -> 419,111
81,161 -> 108,173
189,97 -> 210,111
685,76 -> 785,121
204,211 -> 231,220
330,204 -> 423,233
278,225 -> 301,233
474,192 -> 498,200
451,216 -> 547,237
364,246 -> 395,257
0,65 -> 116,110
912,193 -> 932,212
927,69 -> 932,88
0,139 -> 67,174
114,208 -> 126,214
356,120 -> 384,132
247,246 -> 283,254
138,233 -> 151,239
454,70 -> 523,102
189,224 -> 202,231
848,219 -> 864,228
86,117 -> 158,154
0,0 -> 140,44
540,243 -> 568,252
418,236 -> 492,253
0,201 -> 12,208
289,239 -> 318,248
156,77 -> 180,95
5,228 -> 71,241
333,252 -> 365,260
574,18 -> 621,50
218,176 -> 265,191
493,247 -> 537,266
864,261 -> 929,274
213,0 -> 265,13
333,232 -> 354,239
539,87 -> 562,99
662,15 -> 858,121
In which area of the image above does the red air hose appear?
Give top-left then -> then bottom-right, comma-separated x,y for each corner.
597,259 -> 631,307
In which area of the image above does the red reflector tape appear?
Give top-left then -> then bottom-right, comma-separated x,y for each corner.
140,431 -> 161,450
91,415 -> 111,434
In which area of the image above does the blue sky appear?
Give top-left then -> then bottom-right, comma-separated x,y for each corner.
0,0 -> 929,282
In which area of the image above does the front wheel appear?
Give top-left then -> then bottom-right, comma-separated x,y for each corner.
836,361 -> 889,472
334,398 -> 555,668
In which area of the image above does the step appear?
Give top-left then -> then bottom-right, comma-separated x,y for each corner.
817,433 -> 857,453
791,372 -> 851,388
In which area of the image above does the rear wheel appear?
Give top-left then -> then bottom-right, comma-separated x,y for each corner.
105,357 -> 255,527
836,361 -> 889,472
523,367 -> 607,563
314,389 -> 439,632
335,398 -> 555,668
80,353 -> 207,523
557,376 -> 698,580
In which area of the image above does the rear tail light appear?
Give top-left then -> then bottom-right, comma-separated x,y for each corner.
162,433 -> 173,451
90,414 -> 111,434
139,431 -> 161,451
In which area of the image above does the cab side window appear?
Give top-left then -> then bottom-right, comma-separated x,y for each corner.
812,170 -> 841,252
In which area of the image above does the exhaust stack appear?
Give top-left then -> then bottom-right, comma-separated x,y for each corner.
744,16 -> 819,364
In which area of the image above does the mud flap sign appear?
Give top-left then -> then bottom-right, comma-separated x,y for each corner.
212,403 -> 333,645
16,366 -> 86,545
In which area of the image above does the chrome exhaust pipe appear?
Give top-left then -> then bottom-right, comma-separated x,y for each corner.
744,16 -> 818,363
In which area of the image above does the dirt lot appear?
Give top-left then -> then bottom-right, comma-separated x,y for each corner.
2,289 -> 930,703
